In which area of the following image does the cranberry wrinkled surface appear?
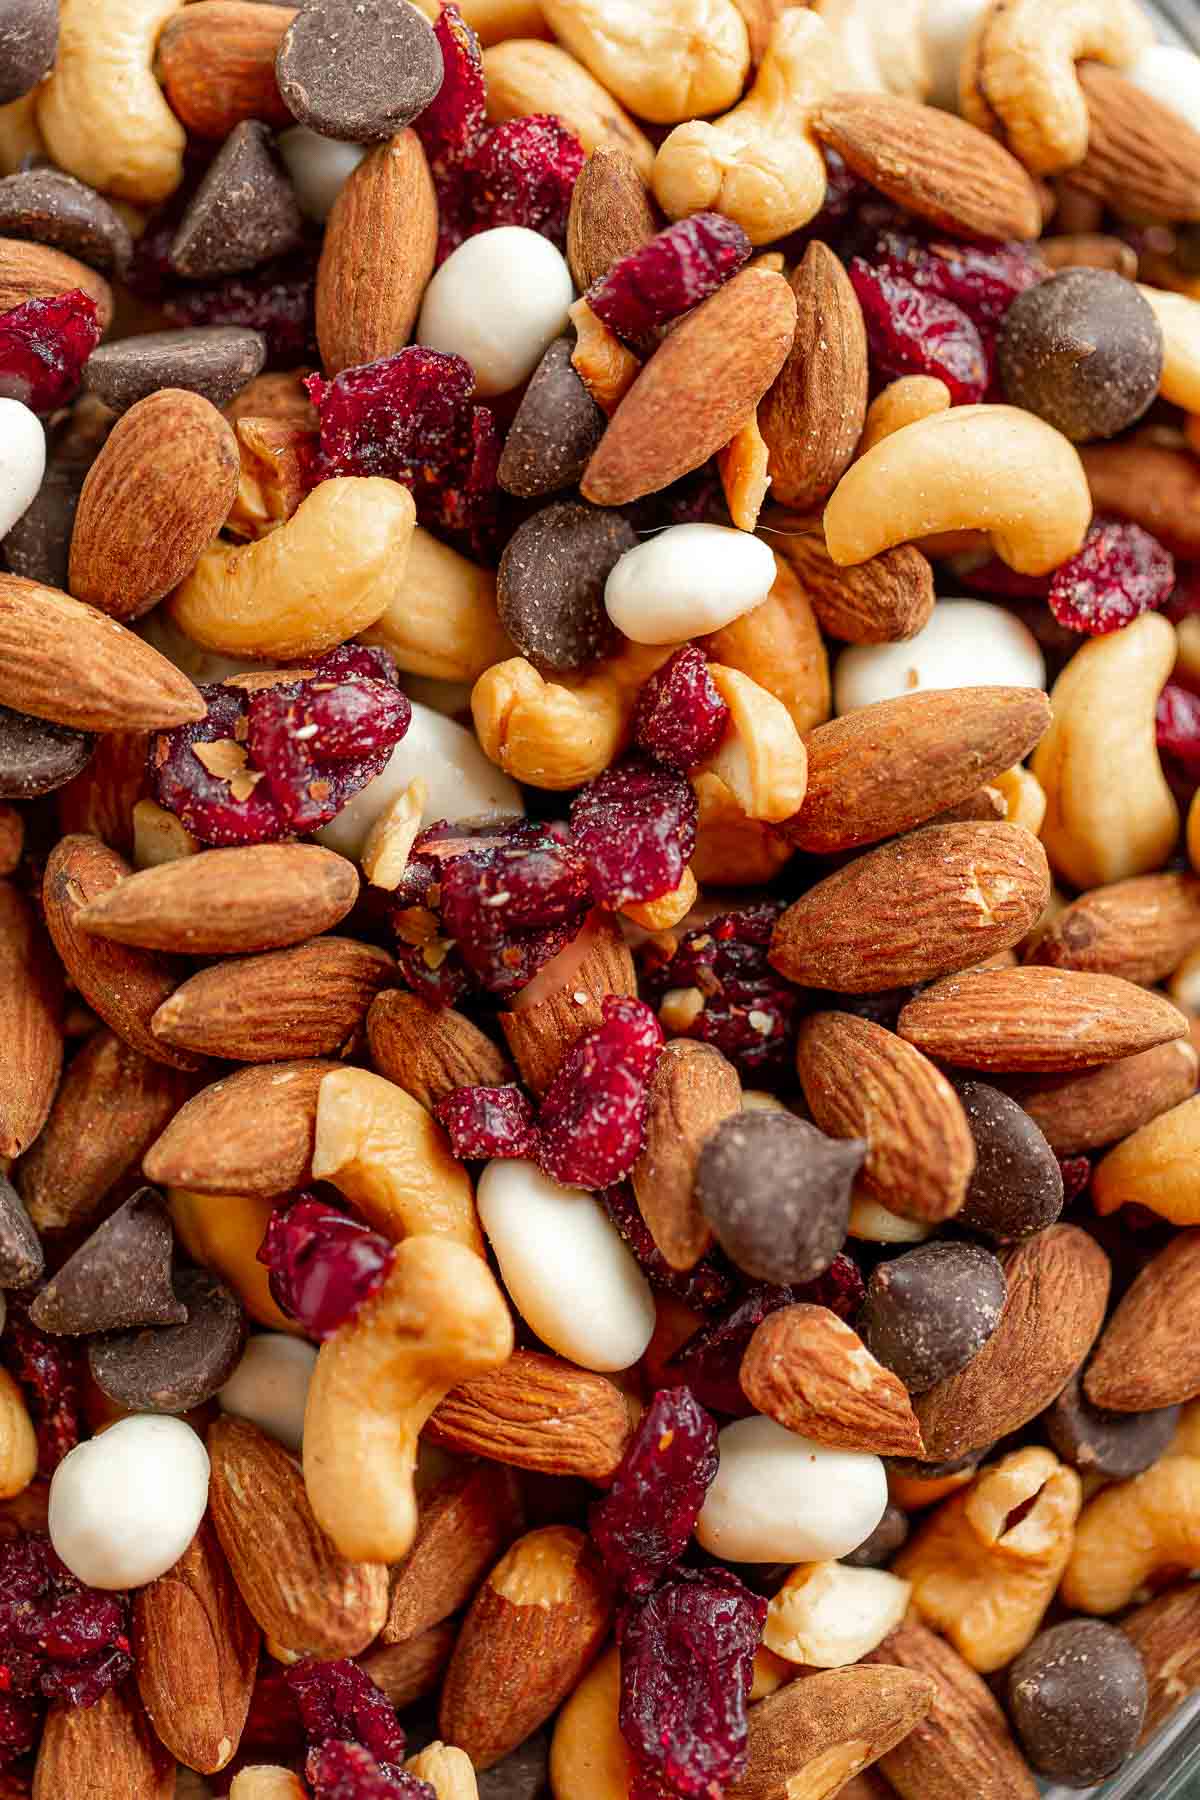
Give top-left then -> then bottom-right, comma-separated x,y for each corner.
570,755 -> 698,909
1048,518 -> 1175,635
285,1658 -> 406,1766
259,1195 -> 394,1341
632,646 -> 731,771
602,1185 -> 735,1313
641,904 -> 803,1079
0,1299 -> 83,1475
434,1083 -> 540,1159
307,1740 -> 434,1800
163,251 -> 318,368
412,5 -> 487,173
1058,1156 -> 1092,1206
1157,680 -> 1200,785
591,1387 -> 719,1595
0,291 -> 101,414
849,257 -> 988,403
537,995 -> 663,1189
872,230 -> 1045,327
588,213 -> 752,346
0,1534 -> 131,1745
464,115 -> 584,248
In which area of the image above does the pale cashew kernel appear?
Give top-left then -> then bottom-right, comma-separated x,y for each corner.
362,778 -> 428,891
1061,1454 -> 1200,1614
360,526 -> 513,684
311,1066 -> 484,1255
652,10 -> 833,246
859,376 -> 951,458
569,298 -> 641,417
993,765 -> 1047,837
539,0 -> 750,125
0,1367 -> 37,1500
1092,1095 -> 1200,1225
848,1187 -> 932,1244
132,798 -> 200,869
38,0 -> 188,204
168,477 -> 417,660
690,770 -> 794,887
411,0 -> 549,47
482,39 -> 655,178
303,1235 -> 514,1562
405,1742 -> 479,1800
1139,287 -> 1200,414
701,549 -> 832,737
229,1771 -> 307,1800
749,1645 -> 795,1701
717,413 -> 772,534
700,664 -> 808,824
621,867 -> 699,933
549,1644 -> 632,1800
894,1446 -> 1082,1672
167,1187 -> 303,1336
812,0 -> 931,99
824,405 -> 1093,575
1031,612 -> 1179,889
763,1562 -> 911,1668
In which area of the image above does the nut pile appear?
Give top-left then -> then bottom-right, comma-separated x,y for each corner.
6,0 -> 1200,1795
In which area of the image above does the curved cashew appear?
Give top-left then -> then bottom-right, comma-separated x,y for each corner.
690,770 -> 794,886
894,1447 -> 1082,1673
824,406 -> 1092,575
1061,1454 -> 1200,1614
168,478 -> 417,660
621,867 -> 698,932
311,1067 -> 484,1255
549,1644 -> 632,1800
701,550 -> 832,736
1031,612 -> 1178,889
1139,286 -> 1200,413
0,1367 -> 37,1500
763,1562 -> 911,1668
812,0 -> 931,99
960,0 -> 1153,175
859,376 -> 951,458
993,764 -> 1047,836
361,526 -> 513,684
167,1187 -> 304,1336
1092,1095 -> 1200,1225
538,0 -> 749,125
37,0 -> 188,205
303,1235 -> 514,1562
652,11 -> 833,245
699,664 -> 808,823
482,39 -> 655,178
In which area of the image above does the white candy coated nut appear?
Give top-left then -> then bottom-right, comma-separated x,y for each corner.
0,399 -> 45,541
834,598 -> 1045,714
477,1157 -> 655,1372
696,1415 -> 887,1563
278,127 -> 367,221
1124,44 -> 1200,134
218,1333 -> 319,1453
922,0 -> 990,110
604,525 -> 777,646
417,227 -> 575,397
48,1414 -> 210,1590
318,699 -> 523,858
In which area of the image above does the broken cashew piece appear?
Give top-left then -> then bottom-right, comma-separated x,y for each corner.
764,1561 -> 911,1668
360,526 -> 513,684
1138,286 -> 1200,413
700,664 -> 808,824
405,1742 -> 480,1800
823,405 -> 1092,575
303,1235 -> 514,1562
859,376 -> 951,458
691,769 -> 794,887
1061,1453 -> 1200,1615
652,10 -> 834,245
538,0 -> 749,124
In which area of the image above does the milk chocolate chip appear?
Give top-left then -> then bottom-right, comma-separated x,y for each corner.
85,327 -> 267,415
497,501 -> 633,672
696,1110 -> 864,1286
88,1266 -> 247,1412
30,1188 -> 186,1336
0,0 -> 57,106
0,1172 -> 42,1288
957,1078 -> 1064,1242
0,705 -> 93,799
1008,1621 -> 1148,1786
0,170 -> 133,275
497,338 -> 606,500
843,1503 -> 909,1569
859,1241 -> 1007,1395
276,0 -> 445,143
1044,1370 -> 1180,1480
170,121 -> 305,280
998,270 -> 1163,442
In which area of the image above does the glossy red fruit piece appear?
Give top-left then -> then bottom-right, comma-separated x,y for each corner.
602,1185 -> 735,1313
570,755 -> 698,909
285,1658 -> 406,1766
258,1195 -> 395,1341
434,1084 -> 540,1159
464,114 -> 585,249
306,1740 -> 435,1800
0,1299 -> 83,1475
640,903 -> 803,1079
537,996 -> 664,1189
1058,1156 -> 1092,1206
1049,517 -> 1175,635
873,229 -> 1046,327
163,250 -> 318,368
1157,681 -> 1200,783
632,646 -> 731,771
412,3 -> 486,169
0,290 -> 102,414
849,257 -> 988,403
0,1533 -> 131,1716
591,1387 -> 719,1595
588,213 -> 752,346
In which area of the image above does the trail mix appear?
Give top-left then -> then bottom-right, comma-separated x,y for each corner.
6,0 -> 1200,1795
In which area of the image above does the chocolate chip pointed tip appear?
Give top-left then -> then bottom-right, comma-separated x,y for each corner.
88,1265 -> 247,1413
29,1188 -> 186,1336
0,1173 -> 43,1289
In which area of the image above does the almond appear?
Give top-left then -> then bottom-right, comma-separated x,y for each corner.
1084,1230 -> 1200,1412
76,843 -> 359,954
565,144 -> 658,293
1079,440 -> 1200,558
382,1462 -> 524,1645
783,687 -> 1051,853
56,730 -> 151,856
143,1059 -> 338,1194
0,236 -> 113,331
897,966 -> 1188,1071
728,1663 -> 935,1800
499,909 -> 636,1095
1030,871 -> 1200,985
769,517 -> 934,646
758,241 -> 868,512
207,1415 -> 389,1657
1000,1039 -> 1200,1155
811,93 -> 1041,242
316,130 -> 437,375
156,0 -> 296,138
772,822 -> 1050,993
152,937 -> 396,1061
69,391 -> 241,622
133,1519 -> 260,1775
796,1011 -> 975,1223
0,882 -> 63,1159
1120,1583 -> 1200,1742
361,1622 -> 459,1712
1074,63 -> 1200,222
0,576 -> 204,733
632,1039 -> 742,1270
33,1684 -> 173,1798
368,989 -> 514,1109
438,1525 -> 612,1770
913,1225 -> 1111,1462
426,1348 -> 635,1480
580,268 -> 798,506
741,1303 -> 924,1457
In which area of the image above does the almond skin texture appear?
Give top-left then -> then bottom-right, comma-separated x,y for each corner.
156,0 -> 296,137
770,519 -> 935,646
727,1664 -> 936,1800
426,1349 -> 635,1480
69,391 -> 241,622
143,1059 -> 339,1194
758,242 -> 868,512
33,1683 -> 175,1800
1084,1231 -> 1200,1412
783,688 -> 1052,853
0,236 -> 113,331
796,1012 -> 975,1223
1030,872 -> 1200,985
56,730 -> 150,857
913,1225 -> 1111,1461
368,989 -> 514,1108
499,910 -> 637,1095
1001,1040 -> 1200,1155
632,1038 -> 743,1270
581,268 -> 798,505
316,130 -> 437,375
897,966 -> 1188,1072
0,881 -> 63,1159
1121,1584 -> 1200,1742
382,1463 -> 524,1646
1074,63 -> 1200,222
741,1303 -> 924,1456
566,143 -> 658,292
772,822 -> 1050,993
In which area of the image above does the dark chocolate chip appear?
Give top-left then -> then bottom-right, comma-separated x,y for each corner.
885,1449 -> 986,1480
0,0 -> 57,106
956,1078 -> 1064,1243
170,121 -> 305,280
497,501 -> 633,672
497,338 -> 606,501
476,1729 -> 551,1800
30,1188 -> 187,1336
3,397 -> 113,590
1008,1620 -> 1148,1787
88,1266 -> 247,1413
1044,1370 -> 1180,1480
0,704 -> 93,799
859,1241 -> 1007,1396
998,269 -> 1163,443
0,1172 -> 43,1288
84,326 -> 267,416
0,169 -> 133,275
276,0 -> 444,144
843,1503 -> 909,1568
696,1110 -> 863,1287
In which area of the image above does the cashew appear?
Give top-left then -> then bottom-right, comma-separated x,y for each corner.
229,1772 -> 307,1800
848,1188 -> 932,1244
482,39 -> 655,179
1092,1095 -> 1200,1226
1139,286 -> 1200,414
621,867 -> 698,933
225,417 -> 310,544
0,1367 -> 37,1500
717,414 -> 772,534
699,664 -> 808,824
894,1447 -> 1082,1672
749,1646 -> 795,1701
701,550 -> 832,737
132,798 -> 200,869
167,1187 -> 303,1336
311,1067 -> 484,1255
362,778 -> 427,891
411,0 -> 550,44
569,298 -> 641,417
1061,1454 -> 1200,1614
961,0 -> 1153,175
993,764 -> 1047,837
361,526 -> 513,684
824,405 -> 1092,575
1031,612 -> 1179,889
405,1742 -> 479,1800
812,0 -> 930,99
652,11 -> 833,246
763,1562 -> 911,1668
304,1235 -> 513,1562
37,0 -> 188,204
549,1644 -> 632,1800
690,770 -> 794,887
539,0 -> 750,125
168,478 -> 417,660
859,376 -> 951,458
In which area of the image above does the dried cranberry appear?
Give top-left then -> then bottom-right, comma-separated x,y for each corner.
588,213 -> 752,346
307,1741 -> 434,1800
873,230 -> 1046,328
39,1644 -> 133,1707
434,1084 -> 540,1159
1059,1156 -> 1092,1206
849,257 -> 988,403
0,1300 -> 83,1475
285,1659 -> 406,1767
0,1534 -> 131,1720
1166,564 -> 1200,623
591,1388 -> 719,1595
570,756 -> 698,909
258,1195 -> 394,1341
641,904 -> 803,1079
0,291 -> 101,414
602,1185 -> 735,1313
1157,681 -> 1200,784
241,1667 -> 304,1756
412,4 -> 486,171
463,115 -> 584,249
1048,518 -> 1175,636
632,646 -> 731,771
0,1691 -> 38,1765
617,1566 -> 766,1799
537,996 -> 663,1189
956,554 -> 1050,599
163,250 -> 318,368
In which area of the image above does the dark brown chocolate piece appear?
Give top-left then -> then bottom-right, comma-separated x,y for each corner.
88,1267 -> 246,1412
1044,1369 -> 1180,1480
0,704 -> 93,800
497,501 -> 632,672
30,1188 -> 186,1335
957,1078 -> 1064,1242
696,1111 -> 863,1287
276,0 -> 444,144
170,121 -> 305,280
85,327 -> 267,416
859,1241 -> 1006,1395
498,339 -> 607,501
1008,1621 -> 1148,1787
0,1171 -> 43,1288
0,169 -> 132,275
998,269 -> 1163,442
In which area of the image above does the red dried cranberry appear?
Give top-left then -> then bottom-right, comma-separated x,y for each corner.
258,1196 -> 394,1341
872,230 -> 1046,328
241,1667 -> 304,1756
285,1659 -> 406,1767
0,1300 -> 83,1475
1157,681 -> 1200,785
956,553 -> 1050,600
602,1185 -> 735,1313
640,904 -> 802,1079
537,996 -> 663,1189
0,1534 -> 131,1717
1058,1156 -> 1092,1206
617,1566 -> 766,1799
1049,518 -> 1175,636
307,1741 -> 435,1800
588,213 -> 752,347
570,756 -> 698,909
0,291 -> 101,414
632,646 -> 730,771
463,115 -> 584,249
412,5 -> 486,170
163,251 -> 318,368
849,257 -> 988,403
590,1387 -> 719,1595
39,1644 -> 134,1708
0,1691 -> 38,1765
434,1084 -> 540,1159
1166,564 -> 1200,622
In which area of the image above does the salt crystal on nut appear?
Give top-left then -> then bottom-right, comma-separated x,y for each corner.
48,1414 -> 211,1589
416,227 -> 576,397
696,1414 -> 887,1563
219,1332 -> 318,1453
604,524 -> 777,646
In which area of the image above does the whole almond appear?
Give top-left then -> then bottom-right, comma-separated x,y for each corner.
1084,1229 -> 1200,1412
1080,440 -> 1200,558
0,236 -> 113,330
56,730 -> 150,855
361,1623 -> 458,1712
770,518 -> 935,646
632,1039 -> 742,1270
741,1304 -> 924,1457
1074,63 -> 1200,222
566,144 -> 658,293
156,0 -> 296,137
1001,1039 -> 1199,1155
1031,871 -> 1200,985
382,1462 -> 524,1645
758,241 -> 868,512
728,1663 -> 936,1800
368,989 -> 514,1109
143,1059 -> 338,1194
316,130 -> 437,375
1121,1584 -> 1200,1742
33,1683 -> 175,1800
0,882 -> 63,1159
426,1349 -> 635,1480
499,910 -> 636,1095
581,269 -> 798,506
69,391 -> 241,621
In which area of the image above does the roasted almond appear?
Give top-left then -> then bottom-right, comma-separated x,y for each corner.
728,1663 -> 936,1800
499,909 -> 636,1095
741,1303 -> 923,1457
55,730 -> 150,856
426,1349 -> 635,1480
368,988 -> 514,1109
1120,1583 -> 1200,1743
1084,1229 -> 1200,1412
316,130 -> 437,375
156,0 -> 295,138
565,144 -> 658,294
0,235 -> 113,331
1000,1039 -> 1200,1155
769,517 -> 934,646
632,1039 -> 742,1270
0,882 -> 63,1159
382,1462 -> 524,1646
758,241 -> 868,512
143,1059 -> 338,1194
1030,871 -> 1200,985
360,1622 -> 459,1713
1074,63 -> 1200,222
33,1683 -> 174,1800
